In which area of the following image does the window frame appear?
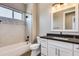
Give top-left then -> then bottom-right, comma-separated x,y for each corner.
14,11 -> 23,20
0,6 -> 24,21
0,6 -> 13,18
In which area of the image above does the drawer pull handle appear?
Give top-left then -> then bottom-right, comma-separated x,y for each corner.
56,48 -> 57,55
58,49 -> 60,56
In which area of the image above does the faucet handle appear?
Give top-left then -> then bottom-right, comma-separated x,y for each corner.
26,36 -> 29,41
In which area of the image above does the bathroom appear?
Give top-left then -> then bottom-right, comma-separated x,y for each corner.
1,1 -> 79,58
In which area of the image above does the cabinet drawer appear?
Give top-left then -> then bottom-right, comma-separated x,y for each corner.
41,38 -> 47,47
41,42 -> 47,48
41,47 -> 47,56
48,40 -> 73,50
41,38 -> 47,43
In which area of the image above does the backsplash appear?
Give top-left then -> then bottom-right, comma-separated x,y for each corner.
0,16 -> 25,25
49,31 -> 79,35
0,16 -> 25,47
47,31 -> 79,39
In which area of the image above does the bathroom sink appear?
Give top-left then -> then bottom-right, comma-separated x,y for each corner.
52,37 -> 69,40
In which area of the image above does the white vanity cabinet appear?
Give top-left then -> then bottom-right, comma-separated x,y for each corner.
40,37 -> 79,56
48,40 -> 73,56
40,38 -> 48,56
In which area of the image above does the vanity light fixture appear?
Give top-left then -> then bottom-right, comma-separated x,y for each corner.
52,3 -> 64,9
51,3 -> 68,13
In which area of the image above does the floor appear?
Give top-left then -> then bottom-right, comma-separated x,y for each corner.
21,50 -> 31,56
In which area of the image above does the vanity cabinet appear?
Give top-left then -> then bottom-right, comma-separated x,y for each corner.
48,40 -> 73,56
40,38 -> 73,56
39,37 -> 79,56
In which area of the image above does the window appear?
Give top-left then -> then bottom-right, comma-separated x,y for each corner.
0,7 -> 12,18
14,11 -> 22,20
0,6 -> 23,20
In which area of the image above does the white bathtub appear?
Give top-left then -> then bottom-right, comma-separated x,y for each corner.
0,42 -> 30,56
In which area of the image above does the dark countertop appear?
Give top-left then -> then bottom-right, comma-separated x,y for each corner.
40,36 -> 79,44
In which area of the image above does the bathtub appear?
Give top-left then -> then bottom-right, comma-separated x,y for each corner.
0,42 -> 30,56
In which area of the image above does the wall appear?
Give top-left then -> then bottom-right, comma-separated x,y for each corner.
0,21 -> 25,47
31,4 -> 37,42
0,3 -> 26,12
26,3 -> 51,42
26,3 -> 33,14
38,3 -> 51,36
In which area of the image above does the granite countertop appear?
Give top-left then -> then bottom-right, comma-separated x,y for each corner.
40,36 -> 79,44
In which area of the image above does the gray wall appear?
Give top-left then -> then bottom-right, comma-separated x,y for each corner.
38,3 -> 51,36
26,3 -> 51,40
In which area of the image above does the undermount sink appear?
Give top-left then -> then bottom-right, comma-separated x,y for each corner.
52,37 -> 69,40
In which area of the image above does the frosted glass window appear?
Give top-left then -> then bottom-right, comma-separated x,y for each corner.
0,7 -> 12,18
14,12 -> 22,20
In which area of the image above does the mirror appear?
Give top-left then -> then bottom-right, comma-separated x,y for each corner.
64,11 -> 75,30
53,11 -> 63,30
51,6 -> 77,31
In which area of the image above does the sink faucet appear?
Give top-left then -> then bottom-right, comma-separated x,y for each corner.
60,32 -> 62,35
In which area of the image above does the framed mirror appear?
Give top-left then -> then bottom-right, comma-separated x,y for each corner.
51,4 -> 78,32
52,11 -> 63,31
64,10 -> 75,31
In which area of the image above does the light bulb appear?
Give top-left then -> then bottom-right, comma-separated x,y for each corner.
57,4 -> 60,8
64,3 -> 68,5
52,7 -> 55,10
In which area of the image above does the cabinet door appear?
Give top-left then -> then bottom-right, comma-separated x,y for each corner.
48,44 -> 57,56
74,44 -> 79,56
59,48 -> 73,56
74,51 -> 79,56
41,46 -> 47,56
